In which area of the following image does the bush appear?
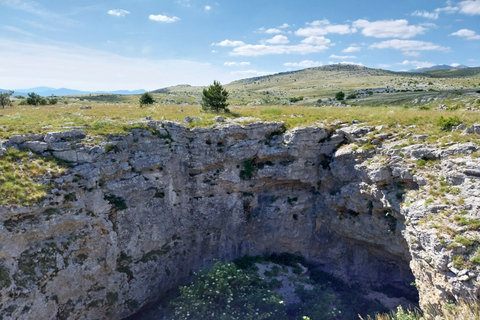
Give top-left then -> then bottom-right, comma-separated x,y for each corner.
201,80 -> 229,113
139,92 -> 155,107
346,93 -> 357,99
335,91 -> 345,100
289,96 -> 303,103
170,260 -> 287,320
437,116 -> 461,131
26,92 -> 47,105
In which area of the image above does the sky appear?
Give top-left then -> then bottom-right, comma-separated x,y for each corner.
0,0 -> 479,91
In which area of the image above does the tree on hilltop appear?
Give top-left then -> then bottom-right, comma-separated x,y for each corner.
201,80 -> 229,113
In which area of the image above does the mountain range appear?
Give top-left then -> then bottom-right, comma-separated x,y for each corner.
1,64 -> 477,98
408,64 -> 469,73
0,87 -> 146,97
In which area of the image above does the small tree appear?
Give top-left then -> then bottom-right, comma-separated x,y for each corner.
335,91 -> 345,101
47,94 -> 58,105
201,80 -> 229,113
26,92 -> 47,105
0,91 -> 13,108
139,92 -> 155,107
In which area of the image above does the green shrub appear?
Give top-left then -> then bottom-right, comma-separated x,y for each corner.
170,260 -> 287,320
437,116 -> 461,131
335,91 -> 345,100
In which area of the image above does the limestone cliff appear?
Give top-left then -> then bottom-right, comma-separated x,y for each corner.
0,120 -> 478,319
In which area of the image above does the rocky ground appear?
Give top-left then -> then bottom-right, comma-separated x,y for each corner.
0,119 -> 479,319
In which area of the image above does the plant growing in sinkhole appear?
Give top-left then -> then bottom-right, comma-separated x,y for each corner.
170,260 -> 287,320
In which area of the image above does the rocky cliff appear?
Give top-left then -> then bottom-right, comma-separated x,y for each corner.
0,120 -> 479,319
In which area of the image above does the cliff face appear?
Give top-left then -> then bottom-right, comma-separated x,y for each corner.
0,120 -> 478,319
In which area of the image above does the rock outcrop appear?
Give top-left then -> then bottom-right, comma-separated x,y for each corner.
0,121 -> 479,319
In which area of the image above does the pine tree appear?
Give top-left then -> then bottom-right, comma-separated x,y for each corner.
201,80 -> 229,113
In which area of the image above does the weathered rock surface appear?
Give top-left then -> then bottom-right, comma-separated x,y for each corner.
0,122 -> 479,319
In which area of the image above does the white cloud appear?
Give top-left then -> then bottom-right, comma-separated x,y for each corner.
265,28 -> 283,34
411,5 -> 459,19
397,60 -> 435,69
108,9 -> 130,17
149,14 -> 180,23
451,63 -> 461,67
411,10 -> 439,20
295,19 -> 356,37
264,35 -> 289,44
278,23 -> 290,29
224,62 -> 251,66
230,44 -> 330,56
329,61 -> 363,66
300,36 -> 331,45
213,40 -> 246,47
451,29 -> 480,40
284,60 -> 322,68
369,39 -> 450,55
205,5 -> 212,11
0,39 -> 233,91
231,70 -> 271,77
459,0 -> 480,14
353,19 -> 426,38
342,46 -> 361,53
329,54 -> 357,59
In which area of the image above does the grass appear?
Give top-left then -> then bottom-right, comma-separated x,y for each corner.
0,148 -> 68,206
1,102 -> 479,141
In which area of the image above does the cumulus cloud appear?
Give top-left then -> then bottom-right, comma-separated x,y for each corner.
329,54 -> 357,59
231,70 -> 271,77
295,19 -> 356,37
451,29 -> 480,40
342,46 -> 361,53
397,60 -> 435,69
265,35 -> 289,44
257,23 -> 290,34
230,44 -> 330,56
411,10 -> 439,20
353,19 -> 427,38
213,40 -> 246,47
329,61 -> 363,66
205,5 -> 212,11
411,5 -> 459,19
149,14 -> 180,23
369,39 -> 450,55
451,63 -> 461,67
284,60 -> 322,68
459,0 -> 480,15
108,9 -> 130,17
265,28 -> 283,34
224,61 -> 251,66
301,36 -> 331,45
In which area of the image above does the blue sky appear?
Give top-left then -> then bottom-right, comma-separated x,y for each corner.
0,0 -> 479,91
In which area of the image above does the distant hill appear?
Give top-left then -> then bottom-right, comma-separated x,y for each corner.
8,87 -> 146,97
409,64 -> 469,73
420,67 -> 480,78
